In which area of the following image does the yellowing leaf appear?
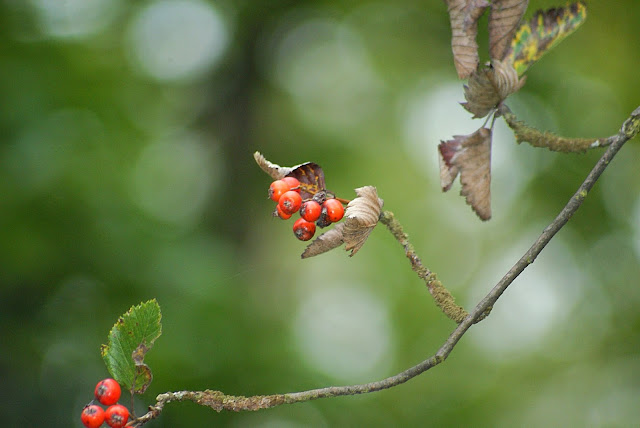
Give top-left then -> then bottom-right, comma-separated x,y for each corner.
489,0 -> 529,60
439,128 -> 492,221
101,300 -> 162,393
461,59 -> 526,118
445,0 -> 490,79
343,186 -> 384,256
505,2 -> 587,75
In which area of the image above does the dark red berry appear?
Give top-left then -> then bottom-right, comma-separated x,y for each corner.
105,404 -> 129,428
322,198 -> 345,223
282,176 -> 300,192
81,404 -> 105,428
293,218 -> 316,241
95,378 -> 121,406
300,200 -> 322,222
316,215 -> 332,228
269,180 -> 290,202
278,190 -> 303,215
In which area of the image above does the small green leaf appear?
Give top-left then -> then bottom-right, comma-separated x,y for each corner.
101,299 -> 162,394
505,2 -> 587,75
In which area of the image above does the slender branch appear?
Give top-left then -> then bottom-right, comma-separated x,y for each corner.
499,104 -> 618,152
131,107 -> 639,427
379,211 -> 469,323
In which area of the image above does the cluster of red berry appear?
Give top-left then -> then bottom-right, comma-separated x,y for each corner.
80,378 -> 130,428
268,177 -> 345,241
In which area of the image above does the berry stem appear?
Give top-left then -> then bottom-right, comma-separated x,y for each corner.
335,197 -> 351,205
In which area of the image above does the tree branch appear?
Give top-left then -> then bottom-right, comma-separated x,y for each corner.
379,210 -> 469,323
498,104 -> 621,152
131,106 -> 639,427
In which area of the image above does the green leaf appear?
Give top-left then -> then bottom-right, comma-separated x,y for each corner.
101,299 -> 162,394
505,2 -> 587,75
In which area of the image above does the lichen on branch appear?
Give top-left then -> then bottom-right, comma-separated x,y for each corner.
379,211 -> 468,324
499,105 -> 610,152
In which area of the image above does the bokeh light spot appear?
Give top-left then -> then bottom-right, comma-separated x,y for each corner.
130,134 -> 219,226
29,0 -> 122,39
468,239 -> 583,359
266,15 -> 383,135
127,0 -> 229,82
293,285 -> 392,382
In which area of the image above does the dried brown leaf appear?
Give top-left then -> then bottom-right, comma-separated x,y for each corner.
301,223 -> 345,259
438,128 -> 492,220
461,59 -> 526,118
446,0 -> 490,79
489,0 -> 529,60
343,186 -> 384,256
254,152 -> 326,200
287,162 -> 327,201
253,151 -> 294,180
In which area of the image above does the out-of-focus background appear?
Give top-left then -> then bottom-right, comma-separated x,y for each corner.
1,0 -> 639,426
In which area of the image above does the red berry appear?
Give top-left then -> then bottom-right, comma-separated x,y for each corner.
276,203 -> 292,220
105,404 -> 129,428
81,404 -> 105,428
278,190 -> 302,215
269,180 -> 290,202
95,378 -> 121,406
293,218 -> 316,241
322,199 -> 344,223
282,176 -> 300,192
300,200 -> 322,222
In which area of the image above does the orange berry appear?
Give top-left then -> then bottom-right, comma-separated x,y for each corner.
300,200 -> 322,222
95,378 -> 121,406
81,404 -> 105,428
105,404 -> 129,428
276,204 -> 292,220
322,198 -> 344,222
282,176 -> 300,192
269,180 -> 290,202
278,190 -> 302,215
293,218 -> 316,241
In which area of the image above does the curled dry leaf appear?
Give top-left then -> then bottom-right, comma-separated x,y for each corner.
445,0 -> 490,79
488,0 -> 529,61
254,151 -> 326,200
301,223 -> 345,259
254,151 -> 294,180
439,128 -> 492,221
461,59 -> 526,118
343,186 -> 384,256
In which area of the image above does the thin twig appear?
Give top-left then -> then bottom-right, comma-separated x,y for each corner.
498,104 -> 619,152
132,107 -> 639,426
379,211 -> 469,323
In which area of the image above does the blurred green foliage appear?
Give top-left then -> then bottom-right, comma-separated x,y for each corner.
1,1 -> 639,426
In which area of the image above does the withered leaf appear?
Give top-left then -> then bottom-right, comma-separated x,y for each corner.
438,128 -> 492,221
488,0 -> 529,61
446,0 -> 490,79
132,343 -> 153,394
254,152 -> 326,200
343,186 -> 384,256
301,223 -> 345,259
461,59 -> 526,118
287,162 -> 327,201
254,151 -> 294,180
